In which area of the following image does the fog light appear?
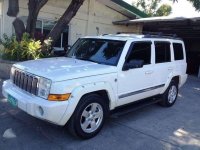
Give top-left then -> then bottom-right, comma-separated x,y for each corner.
38,106 -> 44,116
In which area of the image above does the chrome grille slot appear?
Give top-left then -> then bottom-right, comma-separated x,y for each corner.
31,78 -> 38,95
13,69 -> 39,95
22,75 -> 28,90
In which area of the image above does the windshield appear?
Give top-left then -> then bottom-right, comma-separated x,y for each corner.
66,38 -> 126,66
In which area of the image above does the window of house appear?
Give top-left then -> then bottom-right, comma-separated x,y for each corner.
173,43 -> 184,60
43,20 -> 62,48
155,42 -> 171,63
36,20 -> 42,33
127,42 -> 152,65
19,17 -> 69,50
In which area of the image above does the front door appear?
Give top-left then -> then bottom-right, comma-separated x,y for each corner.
117,41 -> 156,106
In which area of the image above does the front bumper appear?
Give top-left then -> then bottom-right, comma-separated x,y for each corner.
2,80 -> 69,125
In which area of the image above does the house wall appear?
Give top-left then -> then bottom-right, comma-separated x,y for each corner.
1,0 -> 142,45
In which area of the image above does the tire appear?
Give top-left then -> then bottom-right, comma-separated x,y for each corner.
159,81 -> 179,107
67,94 -> 108,139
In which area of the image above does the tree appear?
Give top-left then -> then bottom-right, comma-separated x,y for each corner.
26,0 -> 48,38
189,0 -> 200,11
47,0 -> 84,45
7,0 -> 85,45
133,0 -> 172,17
155,4 -> 172,16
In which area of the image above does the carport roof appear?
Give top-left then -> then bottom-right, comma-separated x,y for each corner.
113,16 -> 200,25
113,16 -> 200,39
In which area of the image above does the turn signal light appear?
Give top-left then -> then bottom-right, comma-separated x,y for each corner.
48,94 -> 71,101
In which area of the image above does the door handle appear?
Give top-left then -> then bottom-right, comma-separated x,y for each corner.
145,70 -> 154,75
168,67 -> 173,71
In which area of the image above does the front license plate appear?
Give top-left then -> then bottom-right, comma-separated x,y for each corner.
7,94 -> 18,107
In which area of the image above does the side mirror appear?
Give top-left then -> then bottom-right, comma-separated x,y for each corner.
122,59 -> 144,71
67,45 -> 71,50
64,45 -> 71,54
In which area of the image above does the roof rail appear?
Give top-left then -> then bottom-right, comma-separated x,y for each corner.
116,32 -> 137,34
142,32 -> 181,40
101,32 -> 182,40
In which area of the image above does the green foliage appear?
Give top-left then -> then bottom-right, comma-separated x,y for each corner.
155,4 -> 172,16
187,0 -> 200,11
0,33 -> 52,61
133,0 -> 172,17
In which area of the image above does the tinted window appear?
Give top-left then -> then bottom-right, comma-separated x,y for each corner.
155,42 -> 171,63
173,43 -> 184,60
127,42 -> 151,65
67,39 -> 125,66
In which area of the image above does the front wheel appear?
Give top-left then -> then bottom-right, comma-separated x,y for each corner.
67,94 -> 108,139
159,81 -> 178,107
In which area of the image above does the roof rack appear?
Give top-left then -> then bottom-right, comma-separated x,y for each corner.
102,32 -> 182,40
142,32 -> 181,40
116,32 -> 137,34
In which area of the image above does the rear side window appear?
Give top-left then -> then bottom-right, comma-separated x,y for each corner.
173,43 -> 184,60
127,42 -> 151,65
155,42 -> 171,63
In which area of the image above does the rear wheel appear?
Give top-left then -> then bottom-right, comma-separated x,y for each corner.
67,94 -> 108,139
159,81 -> 178,107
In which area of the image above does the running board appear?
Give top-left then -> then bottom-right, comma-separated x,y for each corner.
111,97 -> 162,118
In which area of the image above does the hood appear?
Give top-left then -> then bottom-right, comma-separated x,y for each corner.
13,57 -> 117,82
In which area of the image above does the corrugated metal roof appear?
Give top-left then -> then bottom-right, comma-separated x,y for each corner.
113,16 -> 200,25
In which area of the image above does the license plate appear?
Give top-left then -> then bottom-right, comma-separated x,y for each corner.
7,94 -> 18,107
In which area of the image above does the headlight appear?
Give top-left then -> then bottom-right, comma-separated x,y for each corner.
38,78 -> 52,99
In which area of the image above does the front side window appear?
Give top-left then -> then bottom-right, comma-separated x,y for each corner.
67,38 -> 126,66
173,43 -> 184,60
127,42 -> 152,65
155,42 -> 171,63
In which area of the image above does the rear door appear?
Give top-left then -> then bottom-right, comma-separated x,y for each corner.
153,41 -> 173,93
172,42 -> 187,75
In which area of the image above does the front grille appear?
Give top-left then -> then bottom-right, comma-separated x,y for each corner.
13,69 -> 39,95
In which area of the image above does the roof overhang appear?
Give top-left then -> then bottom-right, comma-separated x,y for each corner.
113,16 -> 200,25
98,0 -> 148,19
113,16 -> 200,39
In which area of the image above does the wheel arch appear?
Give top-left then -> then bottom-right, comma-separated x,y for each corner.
160,75 -> 181,94
59,82 -> 117,125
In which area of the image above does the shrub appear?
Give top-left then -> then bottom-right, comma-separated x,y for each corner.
0,33 -> 52,61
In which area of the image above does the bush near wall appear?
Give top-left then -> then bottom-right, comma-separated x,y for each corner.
0,33 -> 52,61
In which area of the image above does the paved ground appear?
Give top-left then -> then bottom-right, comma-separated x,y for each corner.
0,76 -> 200,150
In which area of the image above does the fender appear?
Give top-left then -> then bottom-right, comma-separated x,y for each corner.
58,81 -> 117,125
160,71 -> 182,94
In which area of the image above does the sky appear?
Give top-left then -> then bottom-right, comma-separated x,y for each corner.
123,0 -> 200,17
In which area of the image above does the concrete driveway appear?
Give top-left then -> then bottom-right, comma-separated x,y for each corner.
0,76 -> 200,150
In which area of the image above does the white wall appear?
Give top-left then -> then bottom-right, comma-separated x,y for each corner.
2,0 -> 142,45
1,0 -> 15,37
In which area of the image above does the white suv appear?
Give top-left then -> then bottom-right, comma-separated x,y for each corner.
2,34 -> 188,139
